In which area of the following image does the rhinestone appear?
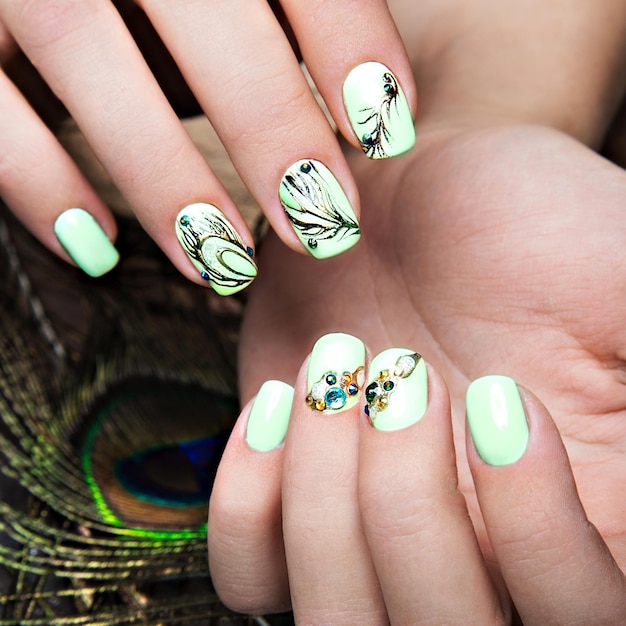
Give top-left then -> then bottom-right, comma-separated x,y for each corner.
325,387 -> 347,410
365,382 -> 379,403
311,381 -> 326,401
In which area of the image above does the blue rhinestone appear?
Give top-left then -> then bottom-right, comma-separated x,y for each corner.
383,380 -> 395,391
200,271 -> 210,281
246,246 -> 254,257
364,404 -> 370,416
180,215 -> 190,226
325,387 -> 347,410
326,373 -> 337,385
300,162 -> 312,174
347,383 -> 358,396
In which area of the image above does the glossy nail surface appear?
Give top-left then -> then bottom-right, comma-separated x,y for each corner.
246,380 -> 294,452
306,333 -> 365,414
54,208 -> 119,277
343,61 -> 415,159
466,375 -> 529,466
175,203 -> 257,296
279,159 -> 360,259
365,348 -> 427,431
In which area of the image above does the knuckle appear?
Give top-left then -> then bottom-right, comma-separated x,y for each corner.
11,0 -> 92,53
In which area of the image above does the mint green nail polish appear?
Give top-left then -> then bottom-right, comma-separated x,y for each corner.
279,159 -> 361,259
246,380 -> 294,452
365,348 -> 427,431
343,61 -> 415,159
175,203 -> 257,296
306,333 -> 365,414
54,208 -> 119,277
466,375 -> 529,466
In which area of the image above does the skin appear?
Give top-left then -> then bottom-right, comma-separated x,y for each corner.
209,0 -> 626,622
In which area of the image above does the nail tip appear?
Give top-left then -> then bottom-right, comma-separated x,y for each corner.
175,202 -> 257,296
280,159 -> 360,258
54,208 -> 119,277
343,61 -> 415,160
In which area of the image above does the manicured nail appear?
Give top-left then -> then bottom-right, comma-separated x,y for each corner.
279,159 -> 360,259
343,61 -> 415,159
175,202 -> 257,296
364,348 -> 427,431
246,380 -> 294,452
306,333 -> 365,414
54,208 -> 119,277
466,375 -> 529,466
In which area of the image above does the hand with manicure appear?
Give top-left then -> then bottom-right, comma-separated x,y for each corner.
0,0 -> 416,292
209,0 -> 626,622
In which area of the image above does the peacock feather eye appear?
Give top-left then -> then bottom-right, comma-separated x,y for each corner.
81,382 -> 235,535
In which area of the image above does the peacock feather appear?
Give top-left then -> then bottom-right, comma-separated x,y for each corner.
0,205 -> 292,625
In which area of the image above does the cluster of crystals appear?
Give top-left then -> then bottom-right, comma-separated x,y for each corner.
364,353 -> 420,421
306,367 -> 364,412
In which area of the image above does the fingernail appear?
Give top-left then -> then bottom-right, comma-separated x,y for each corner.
175,202 -> 257,296
466,375 -> 529,466
343,61 -> 415,159
279,159 -> 361,259
246,380 -> 294,452
364,349 -> 427,431
306,332 -> 365,414
54,208 -> 119,277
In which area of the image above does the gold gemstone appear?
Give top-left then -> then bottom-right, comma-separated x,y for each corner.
315,399 -> 326,411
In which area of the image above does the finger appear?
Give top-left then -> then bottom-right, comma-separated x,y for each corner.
0,69 -> 119,277
359,349 -> 504,623
1,0 -> 257,295
208,381 -> 294,614
466,376 -> 626,624
282,333 -> 387,624
281,0 -> 417,159
140,0 -> 362,260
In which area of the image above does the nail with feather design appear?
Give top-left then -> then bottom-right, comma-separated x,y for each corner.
175,202 -> 257,296
279,159 -> 360,259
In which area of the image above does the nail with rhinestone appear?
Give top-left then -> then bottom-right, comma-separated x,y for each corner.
364,348 -> 427,431
279,159 -> 360,259
307,333 -> 365,414
343,61 -> 415,159
174,202 -> 257,296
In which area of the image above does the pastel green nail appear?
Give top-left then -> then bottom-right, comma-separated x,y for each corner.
279,159 -> 360,259
306,333 -> 365,414
343,61 -> 415,159
54,208 -> 119,277
466,375 -> 529,466
365,348 -> 427,431
175,203 -> 257,296
246,380 -> 294,452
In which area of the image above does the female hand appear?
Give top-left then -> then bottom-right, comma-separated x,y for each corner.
209,333 -> 626,623
0,0 -> 416,291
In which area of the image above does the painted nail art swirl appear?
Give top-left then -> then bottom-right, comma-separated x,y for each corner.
175,203 -> 257,296
343,62 -> 416,159
280,159 -> 360,259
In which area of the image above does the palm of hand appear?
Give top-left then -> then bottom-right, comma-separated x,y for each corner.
240,124 -> 626,570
